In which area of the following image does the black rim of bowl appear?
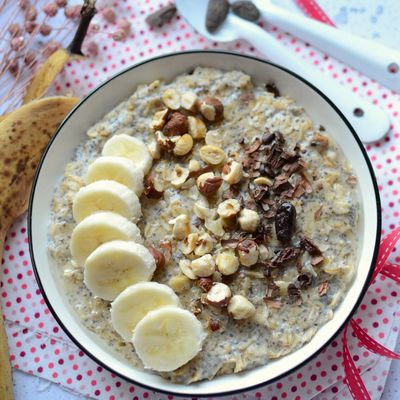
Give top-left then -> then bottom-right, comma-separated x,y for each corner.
28,50 -> 382,398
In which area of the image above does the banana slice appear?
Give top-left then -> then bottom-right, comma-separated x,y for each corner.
132,306 -> 206,372
111,282 -> 180,341
102,134 -> 152,175
70,211 -> 142,266
84,240 -> 156,301
72,180 -> 141,223
86,156 -> 144,196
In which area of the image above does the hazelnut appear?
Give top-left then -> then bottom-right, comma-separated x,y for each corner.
205,129 -> 224,147
228,295 -> 256,319
188,159 -> 201,172
196,277 -> 213,292
163,112 -> 188,136
205,282 -> 231,307
188,116 -> 207,139
150,108 -> 169,131
222,160 -> 243,185
237,239 -> 259,267
147,245 -> 165,269
238,208 -> 260,232
199,96 -> 224,121
162,88 -> 180,110
254,176 -> 273,186
208,319 -> 220,331
180,232 -> 199,255
179,259 -> 196,280
173,134 -> 193,156
194,232 -> 214,256
217,199 -> 241,218
169,275 -> 192,293
258,244 -> 270,261
155,130 -> 175,151
193,200 -> 215,220
171,165 -> 190,187
216,251 -> 239,275
181,92 -> 198,112
191,254 -> 215,277
147,138 -> 161,159
199,145 -> 226,165
169,214 -> 190,240
205,217 -> 225,237
144,176 -> 163,199
197,172 -> 223,197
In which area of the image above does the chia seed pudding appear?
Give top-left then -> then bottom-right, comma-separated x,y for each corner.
48,67 -> 359,383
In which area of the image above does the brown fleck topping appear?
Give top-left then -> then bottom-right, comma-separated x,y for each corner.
314,205 -> 323,220
311,133 -> 329,148
159,240 -> 172,264
198,176 -> 223,197
143,176 -> 164,199
147,245 -> 165,269
299,235 -> 322,256
264,279 -> 280,299
311,255 -> 325,266
265,82 -> 280,97
275,202 -> 296,243
318,281 -> 329,297
346,175 -> 357,186
297,273 -> 312,289
287,283 -> 302,305
190,299 -> 203,316
264,299 -> 282,309
208,319 -> 221,332
272,174 -> 293,194
245,137 -> 261,154
196,277 -> 213,292
273,247 -> 301,266
162,112 -> 188,136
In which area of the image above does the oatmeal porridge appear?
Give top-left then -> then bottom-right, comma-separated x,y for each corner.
48,67 -> 359,383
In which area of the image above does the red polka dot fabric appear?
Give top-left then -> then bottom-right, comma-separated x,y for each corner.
1,1 -> 400,399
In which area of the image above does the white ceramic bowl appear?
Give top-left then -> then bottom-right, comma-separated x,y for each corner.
29,51 -> 381,397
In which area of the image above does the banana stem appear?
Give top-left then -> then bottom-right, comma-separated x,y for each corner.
67,0 -> 97,56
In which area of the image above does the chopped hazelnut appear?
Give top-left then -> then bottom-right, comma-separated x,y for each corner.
194,232 -> 214,256
237,239 -> 259,267
188,116 -> 207,139
205,217 -> 225,237
205,129 -> 224,147
150,108 -> 169,131
171,165 -> 190,187
193,200 -> 215,220
147,138 -> 161,159
196,277 -> 213,292
162,88 -> 180,110
199,96 -> 224,121
238,208 -> 260,232
169,214 -> 190,240
258,244 -> 270,261
191,254 -> 216,277
163,112 -> 188,136
222,160 -> 243,184
188,159 -> 201,172
205,282 -> 231,307
144,176 -> 163,199
199,145 -> 226,165
181,92 -> 198,112
228,295 -> 256,319
173,134 -> 194,156
216,251 -> 239,275
155,130 -> 175,151
168,275 -> 192,293
197,172 -> 223,197
217,199 -> 241,218
147,245 -> 165,269
179,259 -> 196,280
180,232 -> 199,255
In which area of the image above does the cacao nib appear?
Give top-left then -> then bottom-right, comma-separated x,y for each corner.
275,202 -> 296,242
287,283 -> 302,305
245,137 -> 261,154
297,273 -> 312,289
273,247 -> 301,265
265,82 -> 280,97
318,281 -> 329,297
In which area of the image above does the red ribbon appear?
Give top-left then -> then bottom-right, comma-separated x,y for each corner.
294,0 -> 336,27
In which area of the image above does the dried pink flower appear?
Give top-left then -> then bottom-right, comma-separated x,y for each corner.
64,5 -> 81,19
56,0 -> 67,7
24,21 -> 37,34
8,24 -> 22,38
10,36 -> 25,51
43,3 -> 58,17
88,21 -> 100,34
42,40 -> 61,58
26,6 -> 37,21
9,59 -> 20,77
24,51 -> 37,67
39,23 -> 52,36
118,18 -> 131,35
85,40 -> 99,56
19,0 -> 30,11
102,7 -> 116,24
112,29 -> 127,41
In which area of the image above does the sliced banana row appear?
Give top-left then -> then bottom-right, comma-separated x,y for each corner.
69,133 -> 206,373
110,282 -> 206,372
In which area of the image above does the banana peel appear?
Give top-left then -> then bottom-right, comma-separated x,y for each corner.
0,96 -> 78,400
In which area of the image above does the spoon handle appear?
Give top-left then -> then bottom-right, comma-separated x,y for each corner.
238,24 -> 389,143
258,2 -> 400,93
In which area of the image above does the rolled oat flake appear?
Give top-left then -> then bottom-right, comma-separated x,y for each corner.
206,0 -> 230,32
231,1 -> 261,22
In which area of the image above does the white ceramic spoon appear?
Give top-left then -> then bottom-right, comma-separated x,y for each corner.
175,0 -> 390,143
253,0 -> 400,93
